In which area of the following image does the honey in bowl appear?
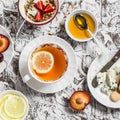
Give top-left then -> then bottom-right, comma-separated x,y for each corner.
30,44 -> 68,82
67,12 -> 97,41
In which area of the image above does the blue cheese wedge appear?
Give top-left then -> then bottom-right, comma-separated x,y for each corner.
100,84 -> 111,95
114,66 -> 120,75
106,69 -> 117,90
96,72 -> 106,85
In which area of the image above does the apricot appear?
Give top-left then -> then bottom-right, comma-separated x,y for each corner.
69,91 -> 90,111
0,34 -> 10,53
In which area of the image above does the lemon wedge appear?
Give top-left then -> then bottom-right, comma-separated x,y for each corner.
4,96 -> 27,119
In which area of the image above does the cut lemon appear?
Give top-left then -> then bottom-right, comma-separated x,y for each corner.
0,94 -> 14,105
0,103 -> 22,120
4,96 -> 27,119
32,51 -> 54,74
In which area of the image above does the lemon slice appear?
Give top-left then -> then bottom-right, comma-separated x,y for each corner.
0,103 -> 22,120
32,51 -> 54,74
4,96 -> 27,119
0,116 -> 2,120
0,94 -> 14,105
0,103 -> 10,120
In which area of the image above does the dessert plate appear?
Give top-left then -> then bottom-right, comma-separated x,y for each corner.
0,25 -> 14,73
19,36 -> 77,93
87,50 -> 120,108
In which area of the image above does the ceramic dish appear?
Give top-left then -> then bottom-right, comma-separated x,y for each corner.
0,90 -> 29,120
19,36 -> 77,93
87,50 -> 120,108
18,0 -> 59,25
0,25 -> 14,73
65,9 -> 98,42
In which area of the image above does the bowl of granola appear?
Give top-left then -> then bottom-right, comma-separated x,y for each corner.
18,0 -> 59,25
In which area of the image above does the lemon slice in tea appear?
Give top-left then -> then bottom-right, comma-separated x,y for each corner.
32,51 -> 54,74
4,96 -> 27,119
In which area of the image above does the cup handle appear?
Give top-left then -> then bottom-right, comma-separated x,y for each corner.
23,74 -> 31,83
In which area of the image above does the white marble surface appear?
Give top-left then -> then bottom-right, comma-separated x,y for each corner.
0,0 -> 120,120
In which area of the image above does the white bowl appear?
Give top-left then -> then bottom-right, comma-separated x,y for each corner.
65,9 -> 98,42
18,0 -> 59,26
0,90 -> 29,120
0,25 -> 14,73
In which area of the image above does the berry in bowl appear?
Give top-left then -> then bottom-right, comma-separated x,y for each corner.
18,0 -> 59,25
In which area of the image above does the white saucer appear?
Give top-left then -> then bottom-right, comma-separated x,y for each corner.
19,36 -> 77,93
87,50 -> 120,108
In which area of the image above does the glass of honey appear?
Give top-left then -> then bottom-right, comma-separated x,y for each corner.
23,43 -> 68,84
65,10 -> 98,42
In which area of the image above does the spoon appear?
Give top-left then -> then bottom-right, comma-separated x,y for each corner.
73,14 -> 108,55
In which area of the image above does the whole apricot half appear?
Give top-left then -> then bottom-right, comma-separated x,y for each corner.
0,34 -> 10,53
69,91 -> 90,111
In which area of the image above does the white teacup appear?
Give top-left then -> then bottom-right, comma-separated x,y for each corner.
23,43 -> 68,84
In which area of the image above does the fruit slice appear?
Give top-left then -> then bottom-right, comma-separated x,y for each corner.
44,4 -> 54,12
69,91 -> 90,111
4,96 -> 27,119
32,51 -> 54,74
0,103 -> 22,120
0,103 -> 10,120
35,11 -> 43,21
0,94 -> 14,105
34,0 -> 44,11
0,34 -> 9,53
0,53 -> 4,62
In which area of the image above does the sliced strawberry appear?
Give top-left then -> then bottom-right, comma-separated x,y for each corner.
44,4 -> 54,13
34,0 -> 44,11
35,11 -> 43,21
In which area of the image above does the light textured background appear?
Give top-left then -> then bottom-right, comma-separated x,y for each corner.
0,0 -> 120,120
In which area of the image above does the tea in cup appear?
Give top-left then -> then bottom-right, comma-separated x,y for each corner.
23,43 -> 68,83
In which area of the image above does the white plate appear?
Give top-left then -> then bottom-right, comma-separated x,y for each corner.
87,50 -> 120,108
0,25 -> 14,73
19,36 -> 77,93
